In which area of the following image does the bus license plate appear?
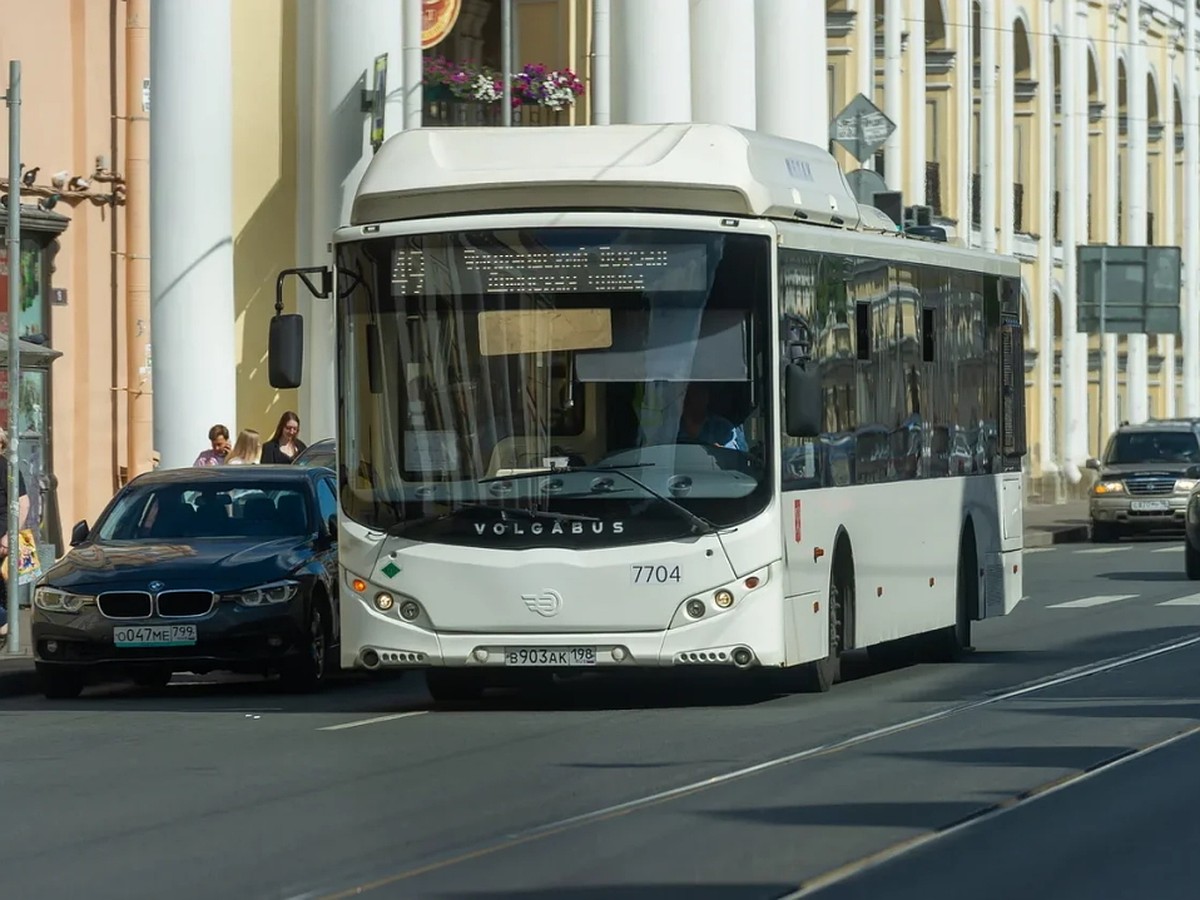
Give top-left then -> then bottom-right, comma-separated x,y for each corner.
505,647 -> 597,667
113,624 -> 197,647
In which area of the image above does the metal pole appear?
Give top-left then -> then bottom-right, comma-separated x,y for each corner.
5,60 -> 20,656
126,0 -> 154,480
501,0 -> 513,126
591,0 -> 610,125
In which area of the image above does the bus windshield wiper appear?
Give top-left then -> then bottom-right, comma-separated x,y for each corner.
479,463 -> 719,536
386,502 -> 599,534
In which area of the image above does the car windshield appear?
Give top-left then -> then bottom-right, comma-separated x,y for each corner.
94,483 -> 312,540
1104,430 -> 1200,464
335,226 -> 773,548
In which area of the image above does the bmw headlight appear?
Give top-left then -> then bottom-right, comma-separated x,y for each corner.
223,580 -> 300,607
33,587 -> 92,613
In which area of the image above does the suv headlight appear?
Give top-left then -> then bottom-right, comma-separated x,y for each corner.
1093,481 -> 1124,495
1177,479 -> 1198,492
33,587 -> 92,613
222,580 -> 300,607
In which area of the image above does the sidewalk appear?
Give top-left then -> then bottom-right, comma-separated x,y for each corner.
1023,499 -> 1090,548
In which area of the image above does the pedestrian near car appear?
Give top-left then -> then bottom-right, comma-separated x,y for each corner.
0,427 -> 30,648
261,411 -> 307,464
224,428 -> 262,465
193,424 -> 231,466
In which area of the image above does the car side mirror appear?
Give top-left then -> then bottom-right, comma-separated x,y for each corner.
784,363 -> 822,438
1085,457 -> 1101,471
70,519 -> 89,547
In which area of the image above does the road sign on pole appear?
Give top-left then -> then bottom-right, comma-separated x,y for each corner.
829,93 -> 896,164
1076,244 -> 1182,335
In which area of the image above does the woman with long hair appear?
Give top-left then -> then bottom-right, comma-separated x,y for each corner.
223,428 -> 263,465
261,410 -> 307,464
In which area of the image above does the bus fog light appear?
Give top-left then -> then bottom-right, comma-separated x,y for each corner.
399,600 -> 421,621
473,648 -> 489,663
374,592 -> 395,612
686,599 -> 706,619
714,590 -> 734,608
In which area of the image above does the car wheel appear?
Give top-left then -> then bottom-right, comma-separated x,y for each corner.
281,601 -> 328,693
36,665 -> 84,700
1186,541 -> 1200,580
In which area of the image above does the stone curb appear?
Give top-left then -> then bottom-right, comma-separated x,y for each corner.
0,659 -> 38,698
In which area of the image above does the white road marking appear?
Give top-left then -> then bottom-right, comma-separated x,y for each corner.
1075,546 -> 1129,555
1152,545 -> 1184,553
292,631 -> 1200,900
1159,593 -> 1200,606
1046,594 -> 1139,609
318,711 -> 427,731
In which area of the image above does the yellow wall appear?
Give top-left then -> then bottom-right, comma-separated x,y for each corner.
231,0 -> 300,438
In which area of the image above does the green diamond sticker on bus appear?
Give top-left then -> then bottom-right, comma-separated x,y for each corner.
381,561 -> 401,579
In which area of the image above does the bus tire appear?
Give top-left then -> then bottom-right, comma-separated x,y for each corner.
923,525 -> 977,662
799,543 -> 851,692
426,667 -> 485,703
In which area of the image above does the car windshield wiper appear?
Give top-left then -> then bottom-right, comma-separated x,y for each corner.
479,463 -> 721,536
386,502 -> 599,535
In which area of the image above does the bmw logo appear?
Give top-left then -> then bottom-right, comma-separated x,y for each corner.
149,581 -> 165,592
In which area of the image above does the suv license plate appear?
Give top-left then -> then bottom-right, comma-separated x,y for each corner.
1130,500 -> 1170,512
504,647 -> 597,667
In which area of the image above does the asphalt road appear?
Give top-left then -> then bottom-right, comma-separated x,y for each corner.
2,537 -> 1199,899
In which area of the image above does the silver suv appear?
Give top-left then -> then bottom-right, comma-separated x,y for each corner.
1087,420 -> 1200,542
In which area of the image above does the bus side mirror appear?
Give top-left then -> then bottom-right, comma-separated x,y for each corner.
269,314 -> 304,389
784,363 -> 822,438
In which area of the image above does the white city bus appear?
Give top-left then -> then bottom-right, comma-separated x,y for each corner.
267,124 -> 1026,701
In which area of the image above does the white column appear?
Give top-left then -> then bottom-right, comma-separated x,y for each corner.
1072,0 -> 1092,463
618,0 -> 692,123
592,0 -> 612,125
690,0 -> 756,128
1102,11 -> 1119,443
402,0 -> 422,130
883,0 -> 903,186
907,0 -> 926,204
997,0 -> 1014,252
1037,0 -> 1055,476
857,0 -> 876,170
1058,0 -> 1082,480
756,0 -> 827,144
956,0 -> 971,245
1126,3 -> 1150,424
300,0 -> 404,442
1185,0 -> 1200,416
979,0 -> 997,252
1164,41 -> 1178,418
150,0 -> 237,468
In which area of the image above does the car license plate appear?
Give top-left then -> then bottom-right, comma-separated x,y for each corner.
113,624 -> 197,647
504,647 -> 596,667
1130,500 -> 1171,512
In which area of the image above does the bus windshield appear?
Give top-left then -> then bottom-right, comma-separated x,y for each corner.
335,226 -> 773,548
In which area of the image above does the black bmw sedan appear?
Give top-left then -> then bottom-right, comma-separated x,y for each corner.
31,464 -> 340,699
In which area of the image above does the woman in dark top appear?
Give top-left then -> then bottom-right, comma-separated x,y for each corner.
260,410 -> 308,464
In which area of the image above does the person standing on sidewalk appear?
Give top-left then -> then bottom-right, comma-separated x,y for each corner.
0,427 -> 30,647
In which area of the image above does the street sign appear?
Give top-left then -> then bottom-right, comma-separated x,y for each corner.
1076,244 -> 1182,335
829,93 -> 896,164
